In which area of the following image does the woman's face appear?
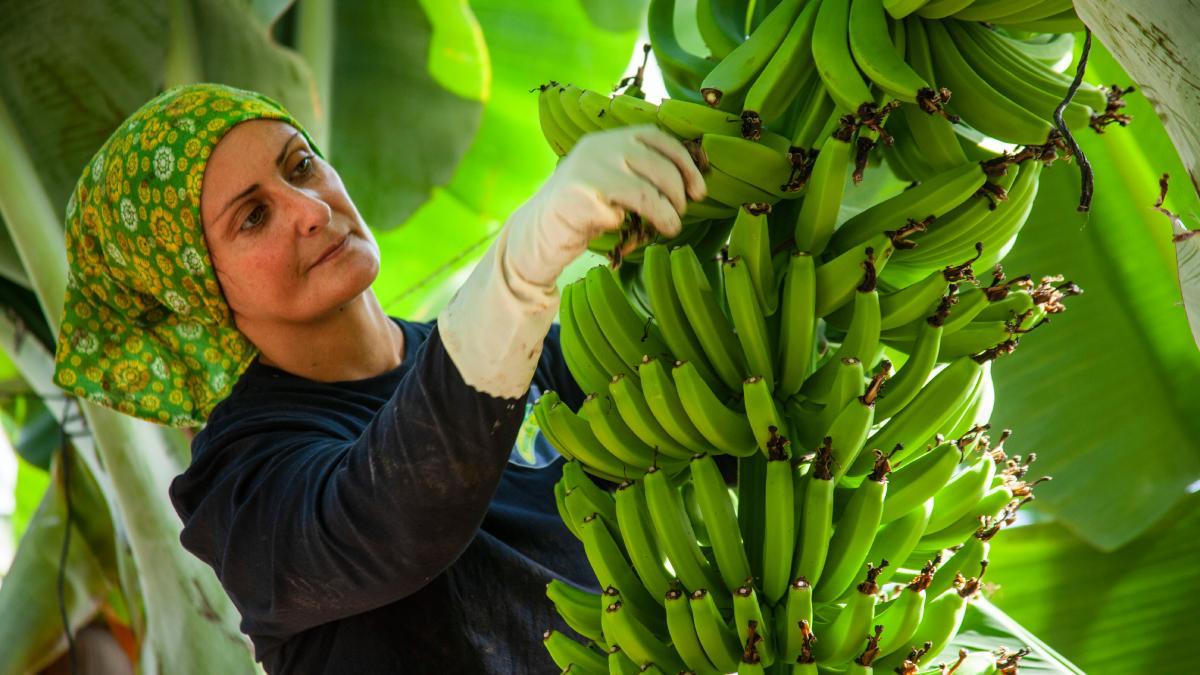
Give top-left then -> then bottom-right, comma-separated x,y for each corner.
200,119 -> 379,327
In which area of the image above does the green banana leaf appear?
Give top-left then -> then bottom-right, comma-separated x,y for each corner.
0,449 -> 117,675
981,490 -> 1200,674
949,597 -> 1085,673
988,42 -> 1200,552
370,0 -> 648,319
7,452 -> 49,545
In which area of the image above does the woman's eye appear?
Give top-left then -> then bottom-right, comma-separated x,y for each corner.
241,204 -> 268,231
293,154 -> 314,178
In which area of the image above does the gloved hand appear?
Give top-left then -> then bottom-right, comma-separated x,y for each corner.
439,125 -> 707,399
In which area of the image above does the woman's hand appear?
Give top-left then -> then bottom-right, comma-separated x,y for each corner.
438,125 -> 705,399
506,125 -> 707,288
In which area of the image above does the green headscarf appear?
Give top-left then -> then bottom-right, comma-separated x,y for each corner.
52,83 -> 321,428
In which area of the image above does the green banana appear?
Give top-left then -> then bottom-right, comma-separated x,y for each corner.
738,451 -> 769,585
873,300 -> 948,421
812,0 -> 874,113
742,0 -> 821,129
674,360 -> 759,456
702,133 -> 795,198
925,451 -> 1000,533
584,265 -> 670,369
581,393 -> 679,474
608,374 -> 693,461
578,88 -> 622,131
867,498 -> 934,588
951,0 -> 1042,21
884,0 -> 931,19
988,0 -> 1074,23
919,483 -> 1014,551
690,589 -> 744,673
873,562 -> 934,658
815,230 -> 908,318
671,245 -> 747,390
793,442 -> 836,586
815,455 -> 888,602
544,629 -> 609,673
642,244 -> 725,394
849,0 -> 940,107
612,480 -> 674,603
795,131 -> 854,255
658,98 -> 743,139
665,587 -> 723,675
567,280 -> 639,382
643,466 -> 729,594
682,480 -> 713,547
788,76 -> 838,151
970,23 -> 1107,111
728,205 -> 778,315
926,534 -> 985,599
881,441 -> 959,523
559,287 -> 616,395
777,251 -> 818,398
847,355 -> 983,476
733,582 -> 776,667
543,396 -> 633,482
691,453 -> 754,591
638,356 -> 714,451
872,254 -> 974,331
780,577 -> 815,664
916,0 -> 975,18
651,0 -> 718,91
608,94 -> 659,126
546,579 -> 605,645
762,440 -> 796,605
696,0 -> 745,60
700,0 -> 808,109
606,645 -> 641,675
602,598 -> 685,672
561,460 -> 620,532
873,572 -> 984,673
578,514 -> 666,635
823,383 -> 882,483
814,562 -> 883,664
559,84 -> 605,133
946,21 -> 1093,131
554,479 -> 582,541
725,258 -> 776,390
537,82 -> 573,157
924,18 -> 1053,145
743,376 -> 790,454
803,273 -> 882,399
895,17 -> 968,176
803,357 -> 865,445
829,160 -> 987,254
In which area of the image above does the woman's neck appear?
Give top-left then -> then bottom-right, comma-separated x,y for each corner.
242,290 -> 406,382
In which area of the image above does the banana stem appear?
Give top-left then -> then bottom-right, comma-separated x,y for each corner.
1052,28 -> 1095,212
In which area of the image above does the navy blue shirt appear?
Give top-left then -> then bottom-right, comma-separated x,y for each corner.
169,318 -> 598,673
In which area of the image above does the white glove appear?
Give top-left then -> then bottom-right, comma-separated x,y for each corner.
438,125 -> 707,399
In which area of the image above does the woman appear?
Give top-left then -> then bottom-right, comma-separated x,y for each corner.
52,83 -> 705,673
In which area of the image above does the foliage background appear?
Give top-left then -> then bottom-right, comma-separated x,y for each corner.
0,0 -> 1196,673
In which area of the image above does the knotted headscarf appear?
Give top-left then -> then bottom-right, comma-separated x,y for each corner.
52,83 -> 321,427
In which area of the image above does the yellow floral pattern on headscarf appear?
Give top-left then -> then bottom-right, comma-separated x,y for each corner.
53,83 -> 322,427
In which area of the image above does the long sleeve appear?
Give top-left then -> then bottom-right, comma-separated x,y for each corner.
169,322 -> 530,644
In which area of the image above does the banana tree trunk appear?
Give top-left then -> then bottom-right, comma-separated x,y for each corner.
1074,0 -> 1200,198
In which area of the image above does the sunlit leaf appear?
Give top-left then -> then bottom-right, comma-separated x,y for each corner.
982,491 -> 1200,673
373,0 -> 645,318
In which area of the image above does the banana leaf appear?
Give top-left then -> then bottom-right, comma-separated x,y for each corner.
981,490 -> 1200,674
988,42 -> 1200,552
0,449 -> 116,675
370,0 -> 648,318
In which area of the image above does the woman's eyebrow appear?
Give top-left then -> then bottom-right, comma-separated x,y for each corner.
217,132 -> 302,224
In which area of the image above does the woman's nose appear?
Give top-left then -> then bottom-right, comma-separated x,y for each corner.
282,185 -> 332,236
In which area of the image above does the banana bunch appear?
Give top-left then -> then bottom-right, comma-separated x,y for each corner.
543,420 -> 1048,673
